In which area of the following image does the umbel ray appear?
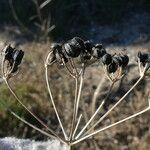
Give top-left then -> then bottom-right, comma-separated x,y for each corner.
0,37 -> 150,149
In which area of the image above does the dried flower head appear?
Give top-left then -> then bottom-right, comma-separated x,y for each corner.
92,44 -> 106,59
137,51 -> 150,67
63,37 -> 84,58
50,43 -> 68,65
101,53 -> 112,65
84,40 -> 94,54
3,45 -> 24,75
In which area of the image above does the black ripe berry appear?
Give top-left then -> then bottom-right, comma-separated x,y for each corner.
84,40 -> 94,54
120,54 -> 129,68
92,44 -> 106,59
102,53 -> 112,65
64,42 -> 81,58
137,51 -> 149,66
112,55 -> 123,66
107,61 -> 118,73
71,37 -> 85,50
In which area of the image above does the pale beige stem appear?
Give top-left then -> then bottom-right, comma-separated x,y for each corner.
69,77 -> 78,140
75,71 -> 84,119
45,66 -> 68,140
3,78 -> 60,140
75,101 -> 104,139
72,106 -> 150,145
72,114 -> 82,139
91,77 -> 105,114
76,81 -> 115,138
85,75 -> 144,134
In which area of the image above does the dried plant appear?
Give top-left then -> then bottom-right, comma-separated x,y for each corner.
9,0 -> 55,40
0,38 -> 150,150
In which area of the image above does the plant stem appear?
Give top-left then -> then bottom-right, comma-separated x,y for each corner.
9,0 -> 33,34
0,100 -> 66,143
3,78 -> 60,140
72,114 -> 82,139
69,77 -> 78,140
84,75 -> 144,134
75,101 -> 104,139
75,70 -> 84,119
45,66 -> 68,140
68,144 -> 72,150
91,77 -> 105,114
76,81 -> 115,139
72,106 -> 150,145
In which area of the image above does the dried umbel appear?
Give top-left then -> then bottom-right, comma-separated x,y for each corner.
0,41 -> 150,150
137,51 -> 150,67
46,37 -> 107,78
101,53 -> 112,65
100,50 -> 129,82
64,37 -> 84,58
2,45 -> 24,77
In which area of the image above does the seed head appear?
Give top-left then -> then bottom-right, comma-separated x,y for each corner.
84,40 -> 94,54
101,53 -> 112,65
107,61 -> 118,73
137,51 -> 150,66
92,44 -> 106,59
4,45 -> 24,74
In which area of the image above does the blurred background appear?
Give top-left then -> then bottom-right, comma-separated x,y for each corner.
0,0 -> 150,149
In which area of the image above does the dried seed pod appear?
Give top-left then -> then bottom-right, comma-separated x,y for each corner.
71,37 -> 85,50
11,65 -> 18,73
3,45 -> 24,74
13,50 -> 24,66
92,43 -> 106,59
55,50 -> 68,64
107,61 -> 118,73
137,51 -> 149,66
51,43 -> 68,64
64,42 -> 81,58
84,40 -> 94,54
82,52 -> 92,60
95,44 -> 103,49
51,43 -> 62,51
92,47 -> 106,59
112,55 -> 123,66
120,54 -> 129,68
4,45 -> 14,61
4,45 -> 14,67
101,53 -> 112,65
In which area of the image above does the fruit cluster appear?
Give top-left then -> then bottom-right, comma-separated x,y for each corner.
137,52 -> 150,67
4,45 -> 24,73
49,37 -> 107,65
102,53 -> 129,73
49,37 -> 129,74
